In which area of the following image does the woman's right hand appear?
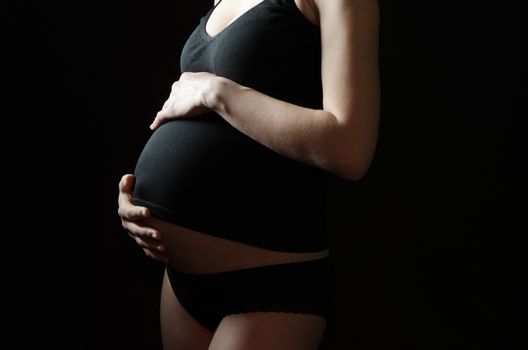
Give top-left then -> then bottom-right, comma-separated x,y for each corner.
118,174 -> 168,263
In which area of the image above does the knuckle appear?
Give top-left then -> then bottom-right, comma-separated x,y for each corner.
120,206 -> 132,219
123,209 -> 134,220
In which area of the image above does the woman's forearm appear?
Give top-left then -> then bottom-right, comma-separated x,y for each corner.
205,77 -> 371,181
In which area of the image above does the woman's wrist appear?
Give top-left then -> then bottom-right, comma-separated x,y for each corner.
203,76 -> 233,113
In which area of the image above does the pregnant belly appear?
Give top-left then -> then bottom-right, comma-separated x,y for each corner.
132,113 -> 329,271
132,111 -> 329,255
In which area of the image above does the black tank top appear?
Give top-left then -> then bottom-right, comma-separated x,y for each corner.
132,0 -> 329,252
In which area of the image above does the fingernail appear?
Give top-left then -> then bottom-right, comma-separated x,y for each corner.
158,245 -> 164,252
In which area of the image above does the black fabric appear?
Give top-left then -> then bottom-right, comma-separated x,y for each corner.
132,0 -> 329,252
166,256 -> 335,333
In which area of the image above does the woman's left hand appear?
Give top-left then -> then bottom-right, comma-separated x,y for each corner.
150,71 -> 219,130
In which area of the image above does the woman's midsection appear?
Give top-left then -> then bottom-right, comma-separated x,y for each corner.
132,116 -> 330,270
133,116 -> 329,254
141,215 -> 329,274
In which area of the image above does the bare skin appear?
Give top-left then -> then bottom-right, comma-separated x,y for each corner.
119,0 -> 380,349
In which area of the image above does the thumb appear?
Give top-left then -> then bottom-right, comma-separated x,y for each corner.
119,174 -> 135,193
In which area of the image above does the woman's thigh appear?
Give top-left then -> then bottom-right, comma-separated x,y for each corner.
160,269 -> 213,350
209,312 -> 327,350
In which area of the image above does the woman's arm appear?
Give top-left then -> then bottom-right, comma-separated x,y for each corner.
206,0 -> 380,181
152,0 -> 380,180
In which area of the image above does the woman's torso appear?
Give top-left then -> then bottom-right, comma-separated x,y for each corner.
132,0 -> 330,272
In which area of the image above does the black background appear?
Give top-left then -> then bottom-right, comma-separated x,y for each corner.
3,1 -> 526,349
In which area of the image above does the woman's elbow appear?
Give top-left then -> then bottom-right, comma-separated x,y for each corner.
313,110 -> 378,181
334,159 -> 372,181
327,146 -> 376,181
321,113 -> 378,181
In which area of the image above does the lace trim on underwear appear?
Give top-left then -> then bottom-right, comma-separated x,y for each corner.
224,302 -> 329,319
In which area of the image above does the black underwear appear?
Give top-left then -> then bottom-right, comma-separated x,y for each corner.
166,256 -> 336,333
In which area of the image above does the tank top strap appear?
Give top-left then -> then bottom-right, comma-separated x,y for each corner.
213,0 -> 223,9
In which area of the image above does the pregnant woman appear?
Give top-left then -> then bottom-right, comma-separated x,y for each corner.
117,0 -> 380,349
